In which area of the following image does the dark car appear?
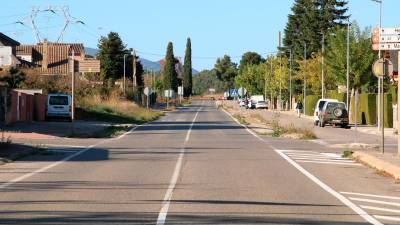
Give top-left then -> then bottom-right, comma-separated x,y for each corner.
318,102 -> 349,128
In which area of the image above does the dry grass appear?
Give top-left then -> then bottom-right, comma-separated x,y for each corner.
233,113 -> 249,125
77,91 -> 163,124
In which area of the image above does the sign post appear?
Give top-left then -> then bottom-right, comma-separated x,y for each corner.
178,86 -> 183,104
144,87 -> 152,109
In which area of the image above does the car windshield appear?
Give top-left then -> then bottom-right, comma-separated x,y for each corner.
49,96 -> 69,105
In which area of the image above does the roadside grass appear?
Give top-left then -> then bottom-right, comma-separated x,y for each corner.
77,92 -> 163,124
66,125 -> 133,138
233,113 -> 250,125
252,114 -> 272,125
271,122 -> 316,139
342,150 -> 354,158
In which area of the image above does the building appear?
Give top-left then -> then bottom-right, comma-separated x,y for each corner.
16,39 -> 85,75
0,33 -> 21,68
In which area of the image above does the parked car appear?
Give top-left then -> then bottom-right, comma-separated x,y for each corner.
239,99 -> 247,107
318,101 -> 349,128
255,100 -> 267,109
46,94 -> 72,121
248,95 -> 264,109
313,98 -> 339,125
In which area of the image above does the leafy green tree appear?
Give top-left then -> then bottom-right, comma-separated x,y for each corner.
193,70 -> 225,95
214,55 -> 238,92
239,52 -> 264,71
0,67 -> 26,88
183,38 -> 192,97
325,22 -> 376,93
97,32 -> 127,82
163,42 -> 178,92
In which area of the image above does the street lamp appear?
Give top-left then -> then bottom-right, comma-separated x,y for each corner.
304,43 -> 307,116
371,0 -> 382,131
346,18 -> 351,110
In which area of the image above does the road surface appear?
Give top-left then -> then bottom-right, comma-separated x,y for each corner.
0,101 -> 399,224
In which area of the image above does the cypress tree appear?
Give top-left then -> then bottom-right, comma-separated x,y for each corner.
183,38 -> 192,97
163,42 -> 178,92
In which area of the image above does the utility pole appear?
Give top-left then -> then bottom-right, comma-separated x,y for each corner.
304,43 -> 307,116
132,49 -> 137,102
289,49 -> 292,111
278,31 -> 282,111
346,18 -> 350,110
71,49 -> 75,121
321,32 -> 325,99
270,55 -> 274,110
123,54 -> 126,95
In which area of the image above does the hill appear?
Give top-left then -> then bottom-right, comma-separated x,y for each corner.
85,47 -> 198,74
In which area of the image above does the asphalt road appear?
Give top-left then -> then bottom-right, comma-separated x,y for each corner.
0,100 -> 399,224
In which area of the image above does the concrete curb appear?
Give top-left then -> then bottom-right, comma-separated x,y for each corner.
353,151 -> 400,180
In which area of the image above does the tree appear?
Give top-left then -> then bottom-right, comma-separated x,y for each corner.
239,52 -> 264,71
325,22 -> 376,93
0,67 -> 26,88
163,42 -> 178,92
193,70 -> 225,95
214,55 -> 238,92
97,32 -> 127,83
283,0 -> 348,60
183,38 -> 192,97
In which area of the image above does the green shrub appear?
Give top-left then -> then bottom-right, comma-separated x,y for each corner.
326,90 -> 346,102
305,95 -> 319,116
384,93 -> 393,128
351,93 -> 377,125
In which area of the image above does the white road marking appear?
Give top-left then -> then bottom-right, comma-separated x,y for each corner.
41,144 -> 86,148
341,192 -> 400,201
374,215 -> 400,222
156,106 -> 202,225
310,139 -> 330,147
361,205 -> 400,214
296,160 -> 361,166
0,124 -> 145,189
222,108 -> 383,225
290,156 -> 351,161
349,197 -> 400,207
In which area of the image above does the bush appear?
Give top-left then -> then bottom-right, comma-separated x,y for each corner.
326,90 -> 346,102
384,93 -> 393,128
305,95 -> 319,116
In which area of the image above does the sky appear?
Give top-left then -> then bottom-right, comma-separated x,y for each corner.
0,0 -> 398,71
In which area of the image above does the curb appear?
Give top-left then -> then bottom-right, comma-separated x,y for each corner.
353,151 -> 400,180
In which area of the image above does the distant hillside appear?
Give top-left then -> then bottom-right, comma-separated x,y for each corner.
85,47 -> 198,74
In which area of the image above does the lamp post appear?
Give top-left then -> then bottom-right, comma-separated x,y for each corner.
372,0 -> 382,131
123,54 -> 126,95
304,43 -> 307,116
346,18 -> 351,110
321,32 -> 325,99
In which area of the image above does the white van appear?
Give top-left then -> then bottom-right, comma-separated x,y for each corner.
46,94 -> 72,121
313,98 -> 338,125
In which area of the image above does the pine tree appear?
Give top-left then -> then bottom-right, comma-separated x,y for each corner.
163,42 -> 178,92
283,0 -> 348,60
183,38 -> 192,97
97,32 -> 127,82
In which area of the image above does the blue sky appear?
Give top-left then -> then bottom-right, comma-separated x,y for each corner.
0,0 -> 398,70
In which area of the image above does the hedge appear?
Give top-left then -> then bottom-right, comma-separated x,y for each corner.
326,90 -> 346,103
350,93 -> 376,125
383,93 -> 393,128
305,95 -> 319,116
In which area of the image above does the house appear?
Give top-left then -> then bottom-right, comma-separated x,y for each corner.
16,39 -> 86,75
0,33 -> 21,68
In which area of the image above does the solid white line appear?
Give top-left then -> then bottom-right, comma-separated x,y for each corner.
341,192 -> 400,201
296,160 -> 361,166
279,150 -> 319,153
374,215 -> 400,222
288,155 -> 350,160
156,106 -> 201,225
349,197 -> 400,207
221,108 -> 382,225
361,205 -> 400,214
0,124 -> 144,189
321,153 -> 342,158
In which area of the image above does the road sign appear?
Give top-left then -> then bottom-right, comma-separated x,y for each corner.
223,92 -> 229,98
144,87 -> 152,96
372,58 -> 393,78
230,89 -> 238,97
238,87 -> 247,96
372,43 -> 400,51
164,89 -> 173,98
380,28 -> 400,35
178,86 -> 183,96
209,88 -> 216,93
